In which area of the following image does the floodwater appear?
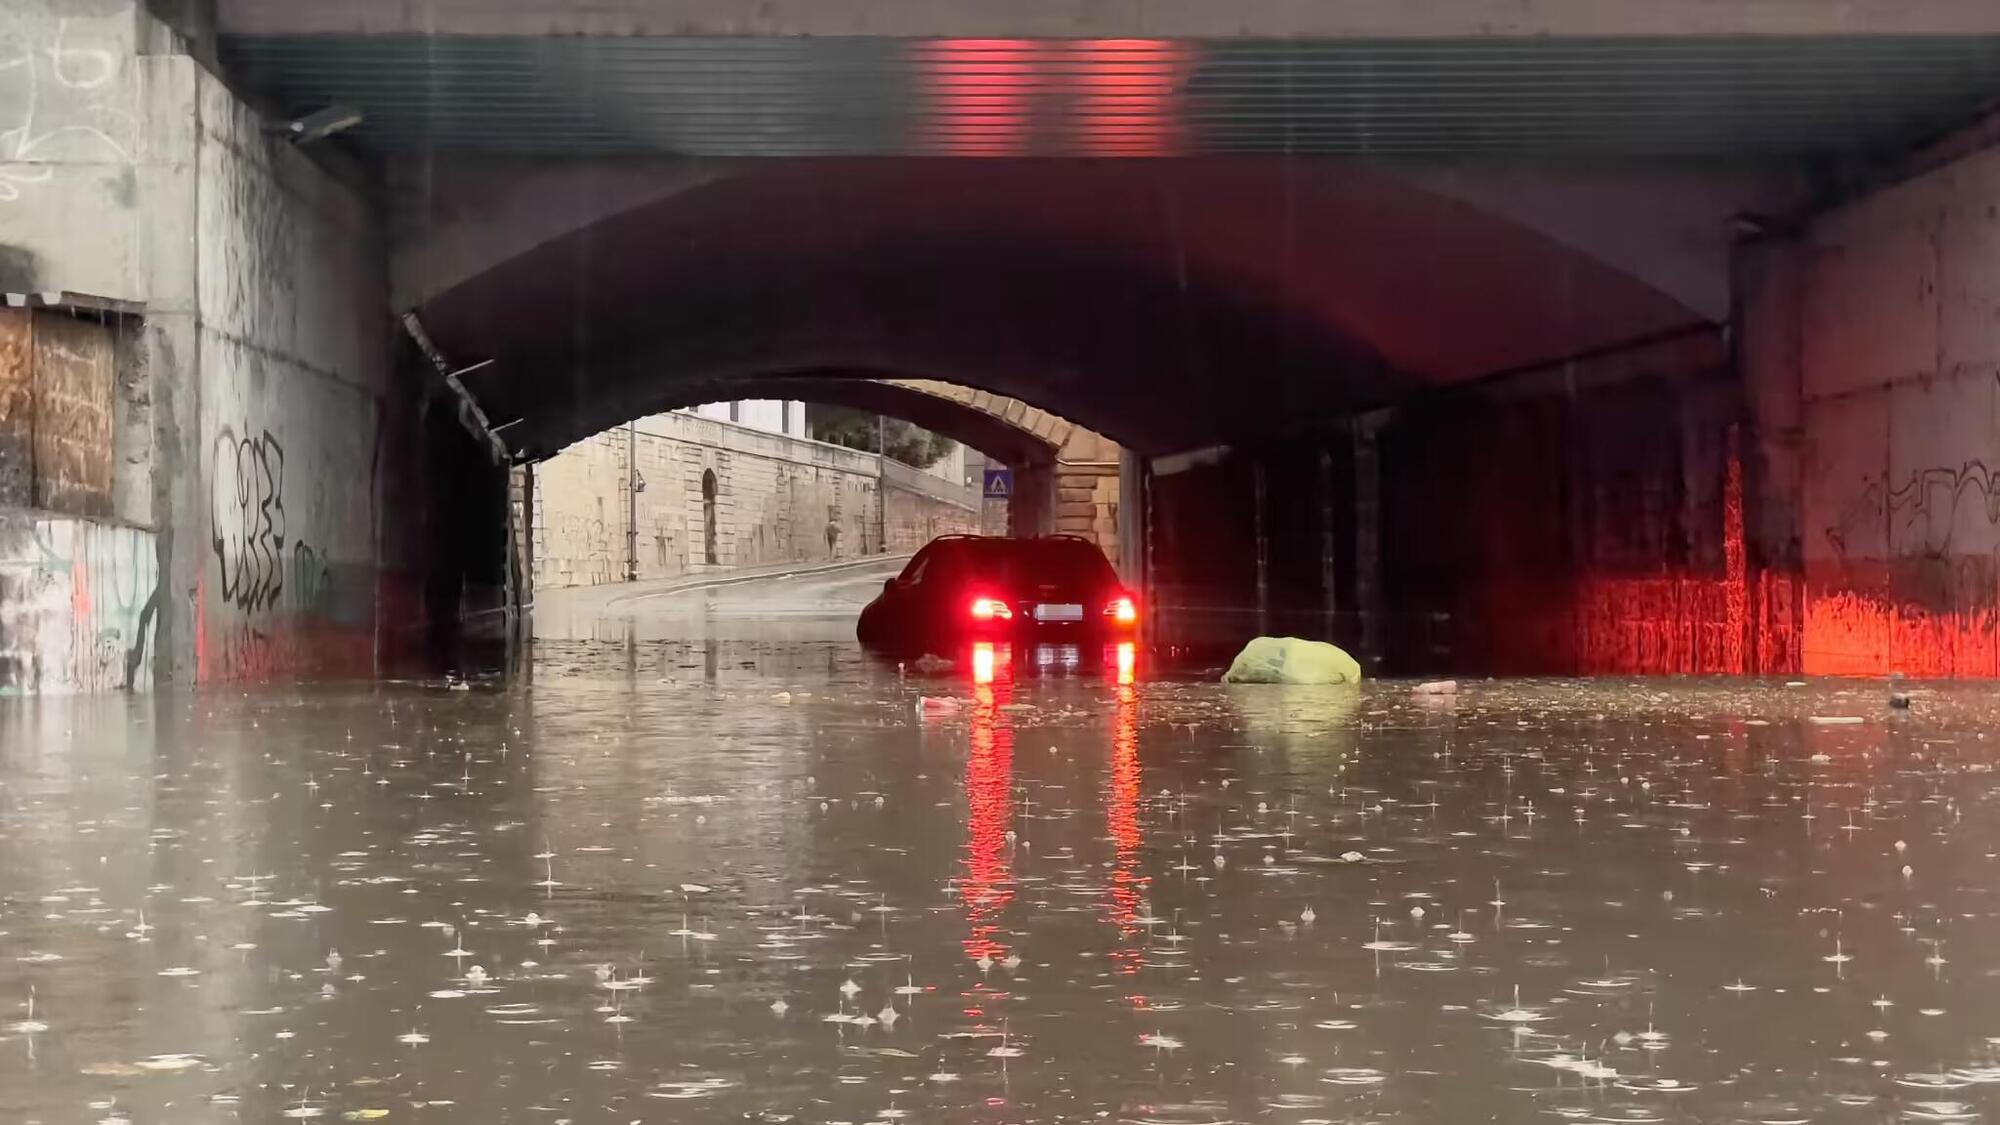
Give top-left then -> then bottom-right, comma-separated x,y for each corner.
7,564 -> 2000,1124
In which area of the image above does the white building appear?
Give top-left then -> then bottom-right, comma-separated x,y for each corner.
685,399 -> 808,438
684,399 -> 963,483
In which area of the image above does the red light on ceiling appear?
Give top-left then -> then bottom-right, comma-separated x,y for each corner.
919,39 -> 1042,156
915,38 -> 1188,156
1070,39 -> 1189,157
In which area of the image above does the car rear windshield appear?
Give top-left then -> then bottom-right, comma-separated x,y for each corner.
931,538 -> 1117,588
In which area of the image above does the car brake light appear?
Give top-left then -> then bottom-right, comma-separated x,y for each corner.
1106,596 -> 1138,624
970,597 -> 1012,621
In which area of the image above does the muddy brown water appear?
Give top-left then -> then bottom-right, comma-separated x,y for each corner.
6,574 -> 2000,1123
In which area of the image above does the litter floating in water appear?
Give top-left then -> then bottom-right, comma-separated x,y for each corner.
1221,637 -> 1362,685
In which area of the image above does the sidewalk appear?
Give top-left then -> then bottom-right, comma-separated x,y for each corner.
531,552 -> 912,614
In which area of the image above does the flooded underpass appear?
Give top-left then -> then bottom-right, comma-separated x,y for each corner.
7,568 -> 2000,1124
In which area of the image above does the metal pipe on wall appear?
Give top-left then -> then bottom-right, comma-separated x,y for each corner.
625,419 -> 638,581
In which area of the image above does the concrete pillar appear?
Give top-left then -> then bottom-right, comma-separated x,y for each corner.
0,1 -> 410,690
1118,449 -> 1146,588
510,462 -> 536,612
1352,414 -> 1386,668
1734,238 -> 1806,576
1009,462 -> 1056,537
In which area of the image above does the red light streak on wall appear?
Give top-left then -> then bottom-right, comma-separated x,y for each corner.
1569,443 -> 1776,676
961,677 -> 1015,964
1722,437 -> 1748,675
1802,583 -> 2000,678
917,40 -> 1041,156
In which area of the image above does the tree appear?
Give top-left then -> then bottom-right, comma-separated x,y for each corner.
808,405 -> 957,469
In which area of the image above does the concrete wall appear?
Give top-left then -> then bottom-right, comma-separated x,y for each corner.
0,511 -> 157,692
190,68 -> 391,683
1372,346 -> 1762,677
1771,143 -> 2000,676
0,0 -> 399,690
1147,330 -> 1754,675
215,0 -> 2000,39
532,411 -> 978,589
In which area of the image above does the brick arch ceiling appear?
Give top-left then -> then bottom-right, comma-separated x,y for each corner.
419,159 -> 1704,457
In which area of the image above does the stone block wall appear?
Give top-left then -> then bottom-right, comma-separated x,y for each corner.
533,412 -> 978,589
1055,427 -> 1121,562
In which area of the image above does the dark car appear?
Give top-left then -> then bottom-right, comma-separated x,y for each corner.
857,535 -> 1139,663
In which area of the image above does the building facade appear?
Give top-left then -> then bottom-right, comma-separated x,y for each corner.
530,408 -> 980,589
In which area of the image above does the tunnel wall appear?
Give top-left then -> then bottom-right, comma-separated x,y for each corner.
1761,142 -> 2000,677
0,309 -> 158,691
1372,358 -> 1782,676
1146,331 -> 1778,676
0,2 -> 406,690
188,69 -> 396,683
531,411 -> 977,588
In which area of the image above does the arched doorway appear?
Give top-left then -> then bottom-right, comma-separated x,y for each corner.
701,469 -> 719,566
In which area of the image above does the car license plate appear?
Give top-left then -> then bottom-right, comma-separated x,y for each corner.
1034,603 -> 1084,622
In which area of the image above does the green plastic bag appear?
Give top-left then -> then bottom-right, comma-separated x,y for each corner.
1221,637 -> 1363,685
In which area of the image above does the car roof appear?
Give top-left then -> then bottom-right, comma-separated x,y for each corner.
927,534 -> 1103,554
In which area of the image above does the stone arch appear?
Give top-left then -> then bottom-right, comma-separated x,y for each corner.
415,159 -> 1713,461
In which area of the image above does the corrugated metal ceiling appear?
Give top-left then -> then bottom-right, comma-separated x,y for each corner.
218,35 -> 2000,159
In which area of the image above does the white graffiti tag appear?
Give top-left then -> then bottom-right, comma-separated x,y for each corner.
0,16 -> 133,203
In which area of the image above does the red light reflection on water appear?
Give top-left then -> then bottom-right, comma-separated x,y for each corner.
1107,682 -> 1147,975
961,670 -> 1014,967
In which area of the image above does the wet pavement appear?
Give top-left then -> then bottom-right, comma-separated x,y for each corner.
8,562 -> 2000,1123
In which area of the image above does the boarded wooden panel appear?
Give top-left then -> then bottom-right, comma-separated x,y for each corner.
31,312 -> 114,517
0,309 -> 29,507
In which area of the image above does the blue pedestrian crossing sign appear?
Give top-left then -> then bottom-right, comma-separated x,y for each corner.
982,467 -> 1013,499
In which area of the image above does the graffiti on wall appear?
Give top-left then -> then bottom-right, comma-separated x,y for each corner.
1806,461 -> 2000,677
0,515 -> 157,692
199,422 -> 373,684
210,426 -> 288,610
0,15 -> 134,204
1824,461 -> 2000,564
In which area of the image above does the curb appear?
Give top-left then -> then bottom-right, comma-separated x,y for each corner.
599,553 -> 913,608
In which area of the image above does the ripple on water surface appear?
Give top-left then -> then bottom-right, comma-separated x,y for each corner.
5,672 -> 2000,1123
